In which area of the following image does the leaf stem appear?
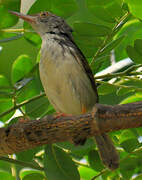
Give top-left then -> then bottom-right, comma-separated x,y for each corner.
0,156 -> 43,171
91,169 -> 108,180
1,29 -> 25,33
0,93 -> 46,118
90,12 -> 130,66
95,64 -> 142,79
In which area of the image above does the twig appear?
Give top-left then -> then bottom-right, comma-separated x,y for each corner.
0,156 -> 43,171
0,92 -> 45,118
95,64 -> 142,79
90,12 -> 130,66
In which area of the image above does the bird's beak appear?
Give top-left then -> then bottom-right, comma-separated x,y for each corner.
9,11 -> 36,24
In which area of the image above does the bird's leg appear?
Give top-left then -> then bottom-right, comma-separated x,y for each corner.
54,112 -> 72,119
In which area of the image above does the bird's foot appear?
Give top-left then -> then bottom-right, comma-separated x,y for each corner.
54,112 -> 72,119
19,116 -> 30,123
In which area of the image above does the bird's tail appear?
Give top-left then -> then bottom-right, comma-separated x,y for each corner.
94,133 -> 119,170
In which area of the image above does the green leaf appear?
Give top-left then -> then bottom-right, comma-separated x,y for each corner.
120,93 -> 142,104
74,34 -> 102,58
115,20 -> 142,61
120,157 -> 136,179
24,33 -> 41,47
87,0 -> 123,21
28,0 -> 51,14
20,169 -> 44,180
126,45 -> 142,64
44,144 -> 80,180
12,55 -> 33,84
16,75 -> 43,104
0,75 -> 12,98
119,129 -> 137,143
78,166 -> 97,180
120,138 -> 140,153
25,96 -> 49,118
134,39 -> 142,56
100,35 -> 125,55
105,1 -> 123,20
52,0 -> 78,18
88,150 -> 104,171
87,6 -> 116,23
126,0 -> 142,20
116,87 -> 134,96
0,160 -> 11,173
0,99 -> 14,122
98,83 -> 117,95
0,170 -> 14,180
86,0 -> 114,7
57,138 -> 95,157
0,0 -> 20,28
73,23 -> 111,37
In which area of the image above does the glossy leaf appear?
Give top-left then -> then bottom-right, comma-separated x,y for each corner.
115,20 -> 142,61
12,55 -> 33,84
78,166 -> 97,180
119,129 -> 137,143
16,76 -> 43,104
73,23 -> 111,37
134,39 -> 142,56
126,45 -> 142,64
87,6 -> 116,23
88,150 -> 104,171
44,144 -> 80,180
0,98 -> 14,122
25,96 -> 49,118
120,93 -> 142,104
100,35 -> 125,55
120,157 -> 137,179
120,138 -> 140,152
116,87 -> 134,96
126,0 -> 142,19
0,170 -> 14,180
0,75 -> 10,89
0,0 -> 20,28
27,0 -> 51,14
20,169 -> 44,180
57,138 -> 95,157
52,0 -> 78,18
98,83 -> 117,95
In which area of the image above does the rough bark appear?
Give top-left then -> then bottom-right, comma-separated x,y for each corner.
0,101 -> 142,155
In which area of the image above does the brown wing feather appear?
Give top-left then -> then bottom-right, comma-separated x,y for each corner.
55,32 -> 98,103
71,43 -> 99,103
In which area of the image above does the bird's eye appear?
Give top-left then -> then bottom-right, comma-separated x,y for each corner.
40,12 -> 48,18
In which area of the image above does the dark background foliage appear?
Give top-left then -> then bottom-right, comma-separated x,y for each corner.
0,0 -> 142,179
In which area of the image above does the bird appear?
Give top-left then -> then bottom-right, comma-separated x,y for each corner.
10,11 -> 119,170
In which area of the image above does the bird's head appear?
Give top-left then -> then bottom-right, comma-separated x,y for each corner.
9,11 -> 73,37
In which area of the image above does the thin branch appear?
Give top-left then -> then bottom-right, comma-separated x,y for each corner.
0,156 -> 43,171
95,64 -> 142,80
91,169 -> 108,180
90,12 -> 130,65
97,80 -> 142,93
0,92 -> 45,118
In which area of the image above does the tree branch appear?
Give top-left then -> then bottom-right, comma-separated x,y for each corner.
0,101 -> 142,155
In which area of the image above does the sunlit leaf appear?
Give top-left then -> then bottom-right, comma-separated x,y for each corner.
74,23 -> 111,37
44,145 -> 80,180
12,55 -> 33,84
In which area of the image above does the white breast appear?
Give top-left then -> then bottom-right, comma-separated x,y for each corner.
39,34 -> 97,114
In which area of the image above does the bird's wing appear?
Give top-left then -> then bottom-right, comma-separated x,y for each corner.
70,43 -> 99,103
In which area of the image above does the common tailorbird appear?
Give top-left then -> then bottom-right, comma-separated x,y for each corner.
10,11 -> 119,170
